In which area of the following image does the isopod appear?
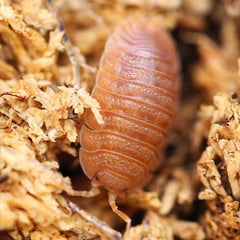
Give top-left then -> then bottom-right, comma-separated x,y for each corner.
79,17 -> 180,231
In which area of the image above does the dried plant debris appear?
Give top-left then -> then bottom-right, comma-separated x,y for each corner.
1,0 -> 240,240
197,93 -> 240,238
127,212 -> 205,240
0,75 -> 102,154
0,132 -> 121,240
56,0 -> 213,66
193,19 -> 240,101
127,211 -> 174,240
146,167 -> 195,216
0,1 -> 109,239
172,219 -> 205,240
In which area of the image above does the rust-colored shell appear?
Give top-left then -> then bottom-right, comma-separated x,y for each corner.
80,18 -> 180,195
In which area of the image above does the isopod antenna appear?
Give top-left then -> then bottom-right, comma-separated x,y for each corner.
46,0 -> 80,89
108,192 -> 131,237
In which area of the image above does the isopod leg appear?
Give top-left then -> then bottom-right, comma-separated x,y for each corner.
108,192 -> 131,235
67,186 -> 100,197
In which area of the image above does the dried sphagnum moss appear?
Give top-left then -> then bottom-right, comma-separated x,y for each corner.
0,1 -> 118,240
197,93 -> 240,239
192,2 -> 240,237
2,0 -> 240,240
0,132 -> 121,240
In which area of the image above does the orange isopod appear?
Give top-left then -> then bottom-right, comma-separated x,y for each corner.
79,17 -> 180,229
